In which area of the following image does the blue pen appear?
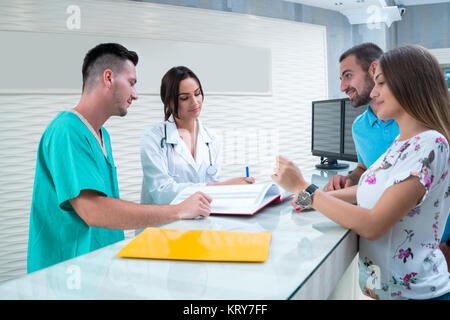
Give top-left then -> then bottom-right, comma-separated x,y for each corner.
245,166 -> 249,178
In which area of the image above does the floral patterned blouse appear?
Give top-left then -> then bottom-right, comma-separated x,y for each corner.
357,130 -> 450,300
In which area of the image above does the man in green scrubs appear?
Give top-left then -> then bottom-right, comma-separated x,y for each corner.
27,43 -> 212,273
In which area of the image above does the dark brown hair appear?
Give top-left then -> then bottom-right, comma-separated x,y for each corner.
82,43 -> 138,92
160,66 -> 204,121
340,42 -> 383,72
379,45 -> 450,141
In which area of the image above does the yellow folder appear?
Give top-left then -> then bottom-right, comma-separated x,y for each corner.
116,227 -> 272,262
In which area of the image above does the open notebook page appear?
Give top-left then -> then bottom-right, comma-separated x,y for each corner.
170,183 -> 285,214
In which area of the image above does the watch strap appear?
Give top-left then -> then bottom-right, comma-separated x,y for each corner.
305,184 -> 318,195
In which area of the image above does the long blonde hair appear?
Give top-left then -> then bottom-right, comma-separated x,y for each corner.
379,45 -> 450,142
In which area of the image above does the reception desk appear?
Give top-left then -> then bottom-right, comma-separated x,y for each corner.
0,166 -> 358,300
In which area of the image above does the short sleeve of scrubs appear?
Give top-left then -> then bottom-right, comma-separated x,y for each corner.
44,115 -> 112,210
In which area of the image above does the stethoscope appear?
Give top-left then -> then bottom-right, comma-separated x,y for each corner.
160,123 -> 218,176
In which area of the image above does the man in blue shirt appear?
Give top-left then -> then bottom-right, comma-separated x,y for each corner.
27,43 -> 213,273
324,43 -> 399,190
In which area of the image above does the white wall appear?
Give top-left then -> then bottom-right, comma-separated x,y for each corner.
0,31 -> 272,94
0,0 -> 327,282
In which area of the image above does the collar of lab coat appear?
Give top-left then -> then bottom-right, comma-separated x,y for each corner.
165,115 -> 213,145
165,114 -> 214,169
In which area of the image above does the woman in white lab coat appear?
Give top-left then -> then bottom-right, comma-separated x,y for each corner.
140,66 -> 254,205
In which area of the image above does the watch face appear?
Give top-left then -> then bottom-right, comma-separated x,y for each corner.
297,191 -> 312,207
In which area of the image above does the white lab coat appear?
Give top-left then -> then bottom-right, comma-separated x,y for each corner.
140,115 -> 221,205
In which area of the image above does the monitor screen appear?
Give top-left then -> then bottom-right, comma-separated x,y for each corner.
444,68 -> 450,91
312,98 -> 366,170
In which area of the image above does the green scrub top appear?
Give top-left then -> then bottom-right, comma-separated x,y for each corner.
27,111 -> 124,273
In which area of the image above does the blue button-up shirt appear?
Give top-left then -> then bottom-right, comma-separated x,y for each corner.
352,106 -> 400,168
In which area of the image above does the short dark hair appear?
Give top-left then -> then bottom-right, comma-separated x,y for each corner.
160,66 -> 204,121
339,42 -> 383,72
82,43 -> 138,92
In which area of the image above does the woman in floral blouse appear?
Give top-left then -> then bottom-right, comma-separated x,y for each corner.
272,45 -> 450,300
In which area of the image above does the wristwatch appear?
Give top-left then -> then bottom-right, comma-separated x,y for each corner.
296,184 -> 318,209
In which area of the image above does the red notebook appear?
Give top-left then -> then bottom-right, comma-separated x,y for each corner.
170,183 -> 293,215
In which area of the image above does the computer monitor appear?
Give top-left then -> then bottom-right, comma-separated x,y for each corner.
311,98 -> 366,170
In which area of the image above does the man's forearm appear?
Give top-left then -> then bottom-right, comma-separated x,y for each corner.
70,190 -> 180,230
347,162 -> 366,185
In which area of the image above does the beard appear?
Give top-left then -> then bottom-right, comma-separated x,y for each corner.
112,88 -> 129,117
118,105 -> 128,117
350,74 -> 375,108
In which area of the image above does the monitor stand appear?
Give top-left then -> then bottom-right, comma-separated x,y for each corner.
315,157 -> 349,170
